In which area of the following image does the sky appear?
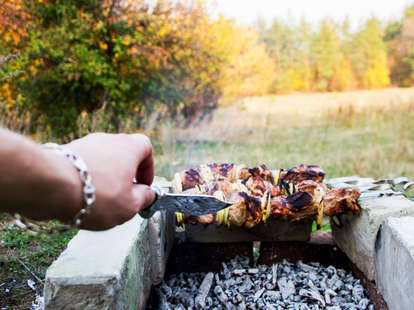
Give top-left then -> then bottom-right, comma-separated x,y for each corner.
214,0 -> 414,28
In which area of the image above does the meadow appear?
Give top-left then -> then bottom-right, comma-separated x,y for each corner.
153,88 -> 414,181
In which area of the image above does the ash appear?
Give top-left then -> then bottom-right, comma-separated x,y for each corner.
150,256 -> 374,310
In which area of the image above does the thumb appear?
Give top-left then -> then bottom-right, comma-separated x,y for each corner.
132,184 -> 155,211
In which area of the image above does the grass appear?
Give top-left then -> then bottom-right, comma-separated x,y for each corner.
153,88 -> 414,181
0,215 -> 77,309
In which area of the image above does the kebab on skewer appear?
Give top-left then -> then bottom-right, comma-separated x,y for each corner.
172,163 -> 360,229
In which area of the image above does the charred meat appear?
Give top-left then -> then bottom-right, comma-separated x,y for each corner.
173,163 -> 360,228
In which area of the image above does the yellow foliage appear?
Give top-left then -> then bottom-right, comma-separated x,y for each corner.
218,22 -> 276,97
98,41 -> 108,50
331,59 -> 355,91
362,52 -> 390,89
122,34 -> 132,46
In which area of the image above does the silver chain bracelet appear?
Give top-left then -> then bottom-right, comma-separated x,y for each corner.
42,143 -> 96,228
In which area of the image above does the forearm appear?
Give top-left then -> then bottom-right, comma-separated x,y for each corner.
0,128 -> 82,222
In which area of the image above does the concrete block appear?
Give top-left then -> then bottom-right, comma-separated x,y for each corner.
185,218 -> 312,243
331,196 -> 414,280
148,211 -> 175,285
44,214 -> 152,310
148,177 -> 175,285
375,217 -> 414,310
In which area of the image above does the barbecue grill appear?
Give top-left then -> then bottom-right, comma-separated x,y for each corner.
43,174 -> 414,310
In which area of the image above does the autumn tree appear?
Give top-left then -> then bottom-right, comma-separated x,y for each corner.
259,17 -> 312,93
219,20 -> 276,97
385,4 -> 414,86
1,0 -> 278,138
7,1 -> 232,138
311,19 -> 342,91
330,18 -> 356,91
352,18 -> 390,89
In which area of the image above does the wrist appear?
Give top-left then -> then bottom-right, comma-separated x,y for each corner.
39,146 -> 84,223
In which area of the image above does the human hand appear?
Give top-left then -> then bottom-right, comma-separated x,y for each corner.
64,133 -> 155,230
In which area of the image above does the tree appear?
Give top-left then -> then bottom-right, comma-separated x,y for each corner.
311,19 -> 342,91
352,18 -> 390,89
220,21 -> 276,97
258,17 -> 312,93
330,17 -> 356,91
1,0 -> 277,139
8,1 -> 232,138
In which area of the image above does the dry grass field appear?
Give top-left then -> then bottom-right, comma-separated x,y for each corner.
153,88 -> 414,181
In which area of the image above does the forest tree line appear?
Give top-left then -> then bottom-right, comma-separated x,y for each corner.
1,0 -> 414,139
257,5 -> 414,93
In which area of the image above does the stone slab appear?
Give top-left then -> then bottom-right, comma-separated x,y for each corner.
375,217 -> 414,310
44,177 -> 175,310
148,177 -> 175,285
331,196 -> 414,280
44,214 -> 151,310
184,218 -> 312,243
148,211 -> 175,285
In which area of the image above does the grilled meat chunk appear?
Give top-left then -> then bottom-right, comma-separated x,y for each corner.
197,179 -> 234,198
227,192 -> 248,227
297,180 -> 328,227
270,191 -> 315,221
324,187 -> 360,216
279,164 -> 325,184
248,164 -> 274,183
174,169 -> 204,192
240,192 -> 262,228
197,214 -> 216,225
207,163 -> 237,181
244,177 -> 267,197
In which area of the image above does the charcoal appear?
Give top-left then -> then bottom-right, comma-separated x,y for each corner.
159,294 -> 171,310
195,272 -> 214,308
247,268 -> 259,275
149,256 -> 374,310
159,283 -> 172,299
264,290 -> 281,302
222,262 -> 231,279
205,297 -> 213,307
239,275 -> 253,293
232,292 -> 243,304
253,287 -> 265,302
359,298 -> 370,309
278,277 -> 295,300
352,284 -> 364,302
272,263 -> 278,288
223,278 -> 237,289
298,261 -> 318,273
215,273 -> 223,286
232,269 -> 245,276
332,279 -> 344,291
253,279 -> 263,288
308,272 -> 318,282
214,285 -> 228,304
